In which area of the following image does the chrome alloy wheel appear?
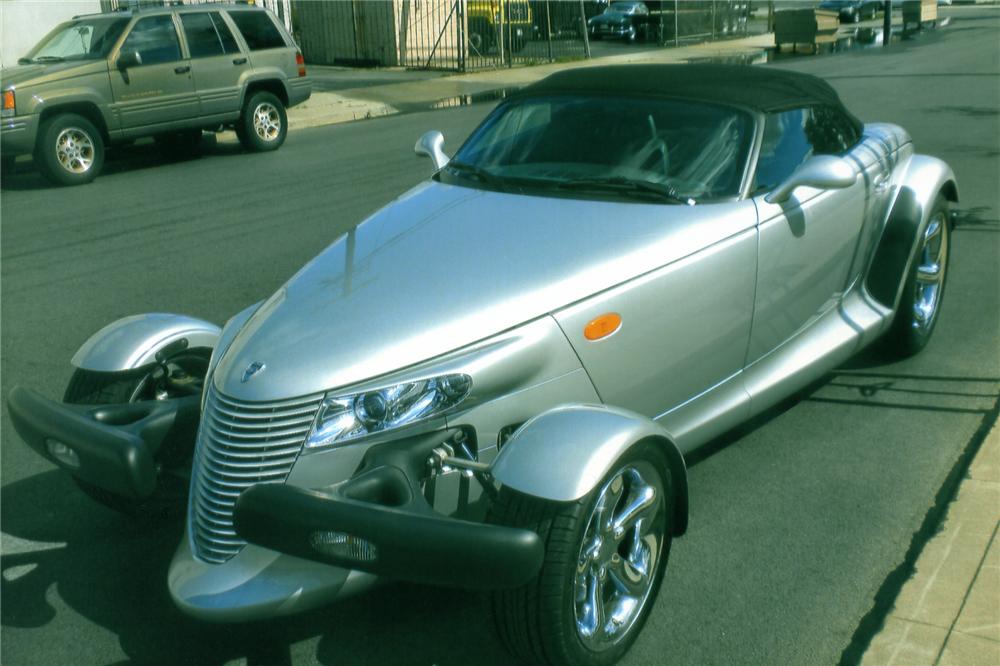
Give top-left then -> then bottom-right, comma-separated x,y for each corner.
55,127 -> 95,174
912,211 -> 949,333
252,102 -> 282,142
574,461 -> 665,652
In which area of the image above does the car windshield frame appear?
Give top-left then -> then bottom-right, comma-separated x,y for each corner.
21,16 -> 131,64
441,93 -> 758,204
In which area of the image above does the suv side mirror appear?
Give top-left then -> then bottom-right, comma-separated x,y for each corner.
116,51 -> 142,70
765,155 -> 856,204
414,130 -> 449,170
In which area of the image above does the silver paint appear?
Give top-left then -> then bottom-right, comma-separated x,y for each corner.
491,405 -> 678,503
71,313 -> 221,372
165,122 -> 957,620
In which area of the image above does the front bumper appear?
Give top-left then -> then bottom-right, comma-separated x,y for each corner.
589,23 -> 633,38
1,114 -> 38,156
7,386 -> 199,499
234,430 -> 544,590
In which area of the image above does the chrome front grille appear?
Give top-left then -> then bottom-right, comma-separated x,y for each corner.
190,387 -> 324,563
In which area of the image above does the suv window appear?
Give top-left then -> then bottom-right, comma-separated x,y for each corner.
120,15 -> 182,66
755,106 -> 860,192
228,11 -> 285,50
181,12 -> 241,58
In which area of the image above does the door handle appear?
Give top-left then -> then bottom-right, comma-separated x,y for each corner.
873,175 -> 890,194
232,57 -> 248,65
174,65 -> 190,74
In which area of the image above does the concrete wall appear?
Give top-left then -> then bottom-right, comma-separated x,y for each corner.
1,0 -> 102,69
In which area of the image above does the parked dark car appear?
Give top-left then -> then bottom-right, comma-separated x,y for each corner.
587,1 -> 650,41
820,0 -> 881,22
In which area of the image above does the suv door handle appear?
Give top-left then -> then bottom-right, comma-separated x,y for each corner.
232,57 -> 247,65
174,65 -> 190,74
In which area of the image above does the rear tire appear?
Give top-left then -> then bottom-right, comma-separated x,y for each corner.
882,194 -> 951,358
35,113 -> 105,186
237,91 -> 287,152
489,442 -> 673,666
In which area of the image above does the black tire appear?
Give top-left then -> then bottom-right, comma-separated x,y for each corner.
34,113 -> 105,186
469,19 -> 496,54
154,129 -> 203,159
237,91 -> 287,152
62,351 -> 208,516
883,194 -> 952,358
489,441 -> 673,666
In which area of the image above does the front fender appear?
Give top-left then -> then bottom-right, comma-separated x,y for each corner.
71,313 -> 221,372
865,154 -> 957,310
491,404 -> 689,536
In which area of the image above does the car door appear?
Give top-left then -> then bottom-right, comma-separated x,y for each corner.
747,106 -> 867,363
110,14 -> 198,129
178,11 -> 249,118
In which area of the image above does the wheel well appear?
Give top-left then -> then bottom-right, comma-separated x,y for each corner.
940,180 -> 959,204
639,435 -> 689,537
244,80 -> 289,108
38,103 -> 110,144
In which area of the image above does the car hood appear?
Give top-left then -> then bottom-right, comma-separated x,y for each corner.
1,60 -> 106,88
214,180 -> 755,401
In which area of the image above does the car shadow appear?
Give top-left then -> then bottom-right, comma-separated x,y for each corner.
0,133 -> 245,192
0,469 -> 515,665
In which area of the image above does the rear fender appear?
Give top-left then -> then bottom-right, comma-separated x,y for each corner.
865,155 -> 957,310
491,404 -> 689,536
71,313 -> 221,372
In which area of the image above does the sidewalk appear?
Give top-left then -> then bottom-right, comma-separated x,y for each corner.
862,420 -> 1000,665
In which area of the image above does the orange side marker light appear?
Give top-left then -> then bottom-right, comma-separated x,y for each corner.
584,313 -> 622,341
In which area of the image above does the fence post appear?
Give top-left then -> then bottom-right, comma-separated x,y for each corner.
712,0 -> 716,40
883,0 -> 892,47
545,1 -> 554,62
674,0 -> 679,47
458,0 -> 466,72
579,0 -> 591,58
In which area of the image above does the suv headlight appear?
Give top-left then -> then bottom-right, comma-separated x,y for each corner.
305,374 -> 472,450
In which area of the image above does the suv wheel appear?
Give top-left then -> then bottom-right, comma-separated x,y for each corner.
237,91 -> 287,152
35,113 -> 105,186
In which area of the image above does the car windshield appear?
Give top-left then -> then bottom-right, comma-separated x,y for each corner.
607,3 -> 642,14
21,17 -> 130,63
446,94 -> 754,202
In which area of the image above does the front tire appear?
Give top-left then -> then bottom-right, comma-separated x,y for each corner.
62,351 -> 208,516
237,91 -> 287,152
883,194 -> 952,358
489,442 -> 672,666
35,113 -> 105,186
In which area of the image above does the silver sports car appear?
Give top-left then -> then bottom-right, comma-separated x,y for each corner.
8,64 -> 956,665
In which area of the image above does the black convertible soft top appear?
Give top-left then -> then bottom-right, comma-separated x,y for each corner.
518,64 -> 863,133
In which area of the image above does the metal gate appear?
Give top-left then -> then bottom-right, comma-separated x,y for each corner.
398,0 -> 590,71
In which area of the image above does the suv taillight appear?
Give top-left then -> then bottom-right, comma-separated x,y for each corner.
296,52 -> 306,77
2,90 -> 14,118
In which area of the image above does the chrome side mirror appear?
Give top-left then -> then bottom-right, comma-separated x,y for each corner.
765,155 -> 856,204
414,130 -> 449,170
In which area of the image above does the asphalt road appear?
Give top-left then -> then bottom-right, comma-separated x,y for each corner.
2,8 -> 998,666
